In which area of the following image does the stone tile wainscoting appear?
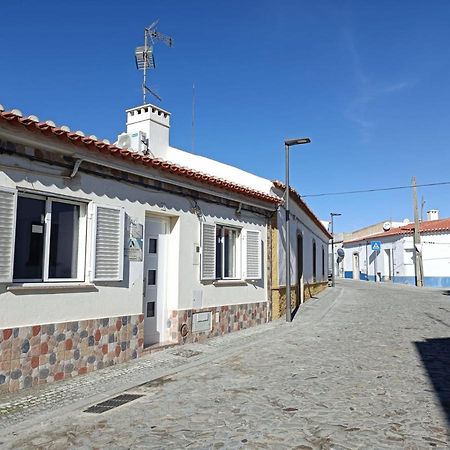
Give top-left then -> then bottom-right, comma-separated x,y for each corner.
271,282 -> 328,320
169,301 -> 268,344
0,314 -> 144,393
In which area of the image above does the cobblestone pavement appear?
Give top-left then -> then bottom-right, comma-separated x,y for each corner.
2,280 -> 450,449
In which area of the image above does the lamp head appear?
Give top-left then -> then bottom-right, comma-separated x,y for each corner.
284,137 -> 311,146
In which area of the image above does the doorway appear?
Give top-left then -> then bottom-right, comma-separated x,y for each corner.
384,249 -> 392,281
352,252 -> 360,280
143,216 -> 169,347
297,234 -> 304,304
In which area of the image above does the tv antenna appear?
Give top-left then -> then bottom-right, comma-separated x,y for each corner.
134,20 -> 173,104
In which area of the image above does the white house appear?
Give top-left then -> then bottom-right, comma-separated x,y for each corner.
331,220 -> 406,281
342,211 -> 450,287
270,182 -> 331,319
0,102 -> 281,392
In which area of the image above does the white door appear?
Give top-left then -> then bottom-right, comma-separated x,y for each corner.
352,253 -> 360,280
143,217 -> 168,347
384,249 -> 392,281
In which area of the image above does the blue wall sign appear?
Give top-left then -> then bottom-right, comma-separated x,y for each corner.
371,241 -> 381,251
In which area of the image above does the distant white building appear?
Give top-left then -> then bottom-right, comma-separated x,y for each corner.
330,220 -> 406,281
341,211 -> 450,287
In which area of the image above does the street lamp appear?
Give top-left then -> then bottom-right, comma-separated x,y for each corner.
330,212 -> 342,287
285,137 -> 311,322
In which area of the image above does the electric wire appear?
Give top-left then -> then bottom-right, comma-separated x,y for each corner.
301,180 -> 450,198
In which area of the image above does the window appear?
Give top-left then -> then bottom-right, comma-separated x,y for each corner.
0,188 -> 125,284
148,238 -> 157,254
216,226 -> 238,279
201,223 -> 261,281
13,194 -> 86,282
312,239 -> 317,281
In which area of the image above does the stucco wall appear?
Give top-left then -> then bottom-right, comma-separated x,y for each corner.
343,232 -> 450,286
276,201 -> 330,287
0,151 -> 269,330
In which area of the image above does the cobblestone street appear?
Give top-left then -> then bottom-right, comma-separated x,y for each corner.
2,280 -> 450,449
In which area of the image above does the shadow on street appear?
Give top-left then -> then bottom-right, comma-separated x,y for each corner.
415,338 -> 450,429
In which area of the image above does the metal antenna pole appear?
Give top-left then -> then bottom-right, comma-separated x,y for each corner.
135,21 -> 172,104
143,29 -> 148,104
192,82 -> 195,153
421,195 -> 426,222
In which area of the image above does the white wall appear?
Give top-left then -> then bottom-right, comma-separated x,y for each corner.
176,203 -> 268,310
421,233 -> 450,277
342,238 -> 402,281
166,146 -> 274,194
276,199 -> 330,286
340,235 -> 443,281
0,151 -> 269,328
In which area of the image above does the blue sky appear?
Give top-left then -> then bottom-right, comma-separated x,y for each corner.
2,1 -> 450,232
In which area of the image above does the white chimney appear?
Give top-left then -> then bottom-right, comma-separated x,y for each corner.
427,209 -> 439,221
121,103 -> 170,158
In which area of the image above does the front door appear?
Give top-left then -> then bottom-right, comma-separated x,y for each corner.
143,217 -> 168,347
297,234 -> 304,304
352,253 -> 360,280
384,249 -> 392,281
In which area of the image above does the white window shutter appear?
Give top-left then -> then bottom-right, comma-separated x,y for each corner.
91,205 -> 125,281
0,188 -> 17,283
201,223 -> 216,280
244,229 -> 262,280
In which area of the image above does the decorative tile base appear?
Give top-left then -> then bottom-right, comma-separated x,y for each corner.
168,301 -> 268,344
0,314 -> 144,393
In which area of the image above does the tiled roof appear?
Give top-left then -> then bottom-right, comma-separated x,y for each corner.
0,107 -> 281,205
272,180 -> 332,239
343,218 -> 450,245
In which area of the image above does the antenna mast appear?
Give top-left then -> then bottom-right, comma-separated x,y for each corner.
134,20 -> 173,104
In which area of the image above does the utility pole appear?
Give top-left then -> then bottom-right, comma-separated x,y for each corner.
421,196 -> 426,222
330,213 -> 341,287
412,176 -> 424,287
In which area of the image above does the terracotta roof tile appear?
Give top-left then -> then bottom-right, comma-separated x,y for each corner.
0,110 -> 281,205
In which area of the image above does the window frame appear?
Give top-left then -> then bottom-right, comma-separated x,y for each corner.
216,224 -> 241,280
13,192 -> 88,283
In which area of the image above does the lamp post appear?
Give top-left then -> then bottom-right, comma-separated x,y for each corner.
285,137 -> 311,322
330,212 -> 341,287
